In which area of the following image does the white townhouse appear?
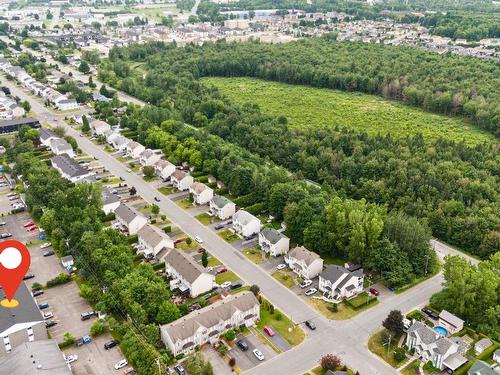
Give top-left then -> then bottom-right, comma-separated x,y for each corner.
104,130 -> 120,144
155,159 -> 176,180
112,135 -> 130,151
102,187 -> 120,215
39,128 -> 59,148
189,182 -> 214,205
258,227 -> 289,256
49,138 -> 74,158
160,291 -> 259,357
114,203 -> 148,235
137,224 -> 174,258
90,119 -> 111,135
438,310 -> 464,335
51,154 -> 94,183
232,210 -> 261,238
139,149 -> 161,166
318,265 -> 364,301
160,248 -> 214,297
126,141 -> 145,158
54,97 -> 79,111
285,246 -> 324,279
406,321 -> 467,372
209,195 -> 236,220
171,169 -> 194,191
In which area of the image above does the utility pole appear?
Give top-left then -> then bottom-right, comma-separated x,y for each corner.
155,357 -> 162,374
424,254 -> 430,275
366,277 -> 371,305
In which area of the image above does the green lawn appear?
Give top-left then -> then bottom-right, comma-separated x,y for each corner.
207,256 -> 221,267
195,212 -> 217,225
243,247 -> 265,264
309,297 -> 379,320
176,197 -> 193,209
215,271 -> 239,284
401,360 -> 421,375
272,270 -> 296,288
367,329 -> 407,368
203,77 -> 494,145
217,229 -> 239,243
175,237 -> 199,251
257,304 -> 304,346
157,186 -> 174,196
322,254 -> 346,266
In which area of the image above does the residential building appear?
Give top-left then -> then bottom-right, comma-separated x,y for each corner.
493,349 -> 500,364
155,159 -> 176,180
258,227 -> 289,256
0,340 -> 72,374
114,203 -> 148,235
439,310 -> 464,334
160,248 -> 214,297
55,97 -> 79,111
61,255 -> 74,268
51,154 -> 93,183
126,141 -> 145,158
171,170 -> 194,191
318,264 -> 364,301
475,338 -> 493,355
90,119 -> 111,135
102,187 -> 120,214
285,246 -> 324,279
137,224 -> 174,258
160,291 -> 259,356
139,149 -> 161,166
50,138 -> 74,158
0,118 -> 40,134
467,360 -> 500,375
0,283 -> 47,358
209,195 -> 236,220
189,182 -> 213,205
232,210 -> 261,238
39,127 -> 59,147
406,321 -> 467,372
111,135 -> 130,151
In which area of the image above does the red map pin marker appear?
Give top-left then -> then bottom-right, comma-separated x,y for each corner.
0,240 -> 31,307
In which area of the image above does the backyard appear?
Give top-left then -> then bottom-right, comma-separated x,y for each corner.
257,302 -> 304,347
217,229 -> 239,243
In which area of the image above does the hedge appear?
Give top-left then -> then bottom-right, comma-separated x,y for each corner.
245,202 -> 265,216
234,193 -> 258,207
454,342 -> 500,375
128,235 -> 138,244
46,273 -> 71,288
152,261 -> 165,270
345,292 -> 377,309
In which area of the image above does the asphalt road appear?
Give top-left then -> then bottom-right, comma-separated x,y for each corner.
2,76 -> 473,375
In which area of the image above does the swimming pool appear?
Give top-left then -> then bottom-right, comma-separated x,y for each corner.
434,326 -> 448,336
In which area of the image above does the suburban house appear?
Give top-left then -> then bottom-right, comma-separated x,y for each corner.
171,170 -> 194,191
61,255 -> 74,268
102,187 -> 120,214
137,224 -> 174,258
439,310 -> 464,334
160,291 -> 259,357
114,203 -> 148,235
406,321 -> 467,372
54,97 -> 79,111
126,141 -> 146,159
189,182 -> 214,205
39,128 -> 59,147
318,264 -> 364,301
232,210 -> 261,238
90,119 -> 111,135
111,135 -> 130,151
49,138 -> 74,158
51,154 -> 94,183
209,195 -> 236,220
0,340 -> 71,374
475,338 -> 493,355
258,227 -> 289,256
139,149 -> 161,166
0,283 -> 47,358
160,248 -> 214,297
105,130 -> 120,144
155,159 -> 176,180
494,349 -> 500,364
468,360 -> 500,375
284,246 -> 324,279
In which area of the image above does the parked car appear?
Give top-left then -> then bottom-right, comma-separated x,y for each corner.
195,235 -> 203,244
23,221 -> 34,227
40,242 -> 52,249
32,290 -> 44,297
369,288 -> 380,296
174,238 -> 186,245
276,263 -> 287,271
115,359 -> 128,370
0,221 -> 6,226
220,281 -> 232,289
214,223 -> 224,230
104,340 -> 118,350
27,226 -> 37,232
421,307 -> 439,320
305,288 -> 318,296
237,340 -> 249,351
43,250 -> 55,257
45,320 -> 57,328
43,312 -> 54,320
38,303 -> 49,310
154,197 -> 160,202
305,320 -> 316,330
197,247 -> 206,253
216,267 -> 227,274
65,354 -> 78,364
81,311 -> 97,321
174,365 -> 185,375
263,326 -> 275,337
1,232 -> 12,238
230,282 -> 242,291
76,336 -> 91,347
23,273 -> 35,280
253,348 -> 265,361
299,279 -> 313,289
123,367 -> 136,375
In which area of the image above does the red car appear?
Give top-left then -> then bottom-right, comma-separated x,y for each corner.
24,221 -> 34,227
216,268 -> 227,274
174,238 -> 186,245
369,288 -> 380,296
263,326 -> 275,337
27,226 -> 38,232
197,248 -> 206,253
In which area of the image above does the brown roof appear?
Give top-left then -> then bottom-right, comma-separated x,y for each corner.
171,169 -> 187,180
190,181 -> 209,194
287,246 -> 321,266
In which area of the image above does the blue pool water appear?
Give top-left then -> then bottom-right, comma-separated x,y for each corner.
434,326 -> 448,336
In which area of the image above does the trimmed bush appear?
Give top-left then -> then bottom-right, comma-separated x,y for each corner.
128,235 -> 138,244
152,261 -> 165,270
46,273 -> 71,288
163,226 -> 172,233
245,203 -> 264,216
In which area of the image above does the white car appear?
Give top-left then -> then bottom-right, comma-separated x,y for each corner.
65,354 -> 78,364
207,266 -> 213,272
299,279 -> 313,289
195,235 -> 203,244
114,359 -> 128,370
305,288 -> 318,296
276,264 -> 287,271
40,242 -> 52,249
43,312 -> 54,320
127,169 -> 132,173
253,348 -> 265,361
220,281 -> 232,289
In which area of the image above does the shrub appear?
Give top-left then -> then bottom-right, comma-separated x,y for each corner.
46,273 -> 71,288
229,357 -> 236,367
102,212 -> 115,222
250,284 -> 260,296
321,354 -> 341,371
161,214 -> 166,221
186,237 -> 192,245
245,202 -> 265,216
59,332 -> 75,349
163,226 -> 172,233
150,219 -> 157,224
90,321 -> 106,337
394,347 -> 406,362
224,329 -> 236,341
152,261 -> 165,270
234,193 -> 258,207
31,282 -> 43,291
128,235 -> 138,244
274,312 -> 282,321
328,303 -> 338,313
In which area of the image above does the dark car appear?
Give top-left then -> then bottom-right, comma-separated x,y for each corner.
154,197 -> 160,202
421,308 -> 439,320
174,365 -> 185,375
305,320 -> 316,330
32,290 -> 44,297
237,340 -> 249,351
38,303 -> 49,310
214,223 -> 224,230
45,320 -> 57,328
104,340 -> 118,350
197,247 -> 206,253
230,282 -> 242,291
23,273 -> 35,280
81,311 -> 97,321
43,250 -> 55,257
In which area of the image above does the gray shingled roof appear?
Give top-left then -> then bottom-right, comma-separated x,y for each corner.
155,159 -> 174,169
434,337 -> 455,355
0,282 -> 44,334
162,248 -> 206,284
211,195 -> 232,209
260,227 -> 286,244
161,291 -> 258,343
102,186 -> 120,205
141,149 -> 155,158
39,127 -> 57,141
50,138 -> 73,153
468,360 -> 499,375
475,338 -> 493,351
443,352 -> 467,371
115,203 -> 143,225
138,224 -> 167,248
51,154 -> 89,178
234,210 -> 259,225
407,321 -> 438,345
0,340 -> 71,375
439,310 -> 464,328
287,246 -> 320,266
128,141 -> 142,150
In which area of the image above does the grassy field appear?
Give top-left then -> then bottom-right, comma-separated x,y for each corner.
218,229 -> 239,243
309,297 -> 379,320
272,270 -> 296,288
203,77 -> 494,145
215,271 -> 239,284
257,304 -> 304,346
368,329 -> 408,368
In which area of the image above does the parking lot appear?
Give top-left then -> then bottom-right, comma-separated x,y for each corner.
228,332 -> 278,371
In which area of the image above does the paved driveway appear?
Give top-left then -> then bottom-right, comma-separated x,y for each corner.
229,333 -> 277,371
201,347 -> 233,375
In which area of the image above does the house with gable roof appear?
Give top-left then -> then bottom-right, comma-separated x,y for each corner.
318,264 -> 364,301
284,246 -> 324,279
258,227 -> 289,256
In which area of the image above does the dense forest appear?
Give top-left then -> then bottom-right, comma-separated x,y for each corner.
98,40 -> 499,260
